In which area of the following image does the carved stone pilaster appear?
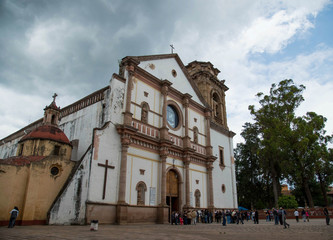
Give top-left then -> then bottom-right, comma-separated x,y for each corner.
122,58 -> 139,127
116,125 -> 137,206
206,161 -> 215,209
182,94 -> 192,148
160,81 -> 171,141
204,110 -> 213,156
159,146 -> 168,207
183,155 -> 191,208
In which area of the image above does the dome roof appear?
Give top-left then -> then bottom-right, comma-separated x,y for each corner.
20,125 -> 71,145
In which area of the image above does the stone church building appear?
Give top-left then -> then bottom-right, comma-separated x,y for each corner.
0,54 -> 237,225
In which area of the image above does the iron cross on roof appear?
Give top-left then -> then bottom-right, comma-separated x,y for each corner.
170,44 -> 175,54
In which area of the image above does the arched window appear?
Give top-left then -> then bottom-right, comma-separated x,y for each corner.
219,146 -> 225,167
136,181 -> 147,205
141,102 -> 149,124
193,127 -> 199,144
51,114 -> 56,125
195,189 -> 201,208
212,93 -> 221,118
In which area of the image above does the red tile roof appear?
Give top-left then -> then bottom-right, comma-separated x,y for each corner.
19,125 -> 71,145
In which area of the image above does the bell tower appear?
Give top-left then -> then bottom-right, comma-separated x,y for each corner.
186,61 -> 229,129
43,93 -> 61,126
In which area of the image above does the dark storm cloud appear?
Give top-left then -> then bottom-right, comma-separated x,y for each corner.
1,0 -> 332,143
0,0 -> 182,98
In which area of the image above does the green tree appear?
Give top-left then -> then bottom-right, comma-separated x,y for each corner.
248,79 -> 305,207
278,195 -> 298,209
315,148 -> 333,206
235,123 -> 267,209
287,112 -> 332,207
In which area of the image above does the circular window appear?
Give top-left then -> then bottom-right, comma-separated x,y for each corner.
51,167 -> 60,176
172,69 -> 177,77
167,105 -> 179,129
222,184 -> 226,193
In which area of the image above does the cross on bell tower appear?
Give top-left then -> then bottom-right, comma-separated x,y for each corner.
52,93 -> 58,103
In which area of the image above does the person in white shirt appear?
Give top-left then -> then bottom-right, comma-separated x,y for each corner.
294,209 -> 299,222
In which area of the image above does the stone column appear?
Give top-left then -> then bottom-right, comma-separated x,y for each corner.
207,161 -> 215,209
184,156 -> 191,208
123,61 -> 137,126
160,149 -> 168,205
182,94 -> 191,148
205,110 -> 212,156
118,141 -> 129,204
160,83 -> 169,140
157,147 -> 169,224
116,130 -> 131,224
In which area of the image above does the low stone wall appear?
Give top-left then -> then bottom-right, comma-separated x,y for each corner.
86,203 -> 166,224
127,205 -> 159,223
86,203 -> 117,224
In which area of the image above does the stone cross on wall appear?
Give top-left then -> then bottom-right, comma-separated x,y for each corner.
98,159 -> 115,199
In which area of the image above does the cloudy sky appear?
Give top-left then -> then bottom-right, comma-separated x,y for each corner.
1,0 -> 333,146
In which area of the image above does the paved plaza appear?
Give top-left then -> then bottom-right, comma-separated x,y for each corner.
0,219 -> 331,240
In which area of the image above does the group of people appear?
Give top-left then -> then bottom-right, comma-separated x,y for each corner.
171,209 -> 256,226
171,207 -> 330,228
294,208 -> 310,222
267,207 -> 290,228
6,205 -> 330,228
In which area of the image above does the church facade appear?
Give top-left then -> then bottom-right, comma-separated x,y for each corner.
0,54 -> 237,225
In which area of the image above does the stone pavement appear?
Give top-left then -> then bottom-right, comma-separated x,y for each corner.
0,219 -> 331,240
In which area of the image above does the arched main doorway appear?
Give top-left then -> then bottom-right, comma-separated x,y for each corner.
166,169 -> 179,222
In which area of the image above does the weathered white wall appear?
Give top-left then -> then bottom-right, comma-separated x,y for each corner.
88,122 -> 121,203
0,138 -> 20,159
59,102 -> 103,161
210,128 -> 237,209
50,77 -> 126,224
87,77 -> 125,204
108,77 -> 125,125
49,150 -> 91,225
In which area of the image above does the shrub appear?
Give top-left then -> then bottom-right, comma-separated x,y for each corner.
278,195 -> 298,209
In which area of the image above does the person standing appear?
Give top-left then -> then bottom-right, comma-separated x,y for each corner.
323,208 -> 330,225
226,210 -> 231,224
278,208 -> 283,225
8,207 -> 19,228
222,210 -> 226,226
191,210 -> 197,225
305,209 -> 310,222
254,209 -> 259,224
281,207 -> 290,229
302,209 -> 306,222
273,208 -> 279,225
266,210 -> 270,222
294,209 -> 299,222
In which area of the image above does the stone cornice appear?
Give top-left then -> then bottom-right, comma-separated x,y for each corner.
210,121 -> 236,138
